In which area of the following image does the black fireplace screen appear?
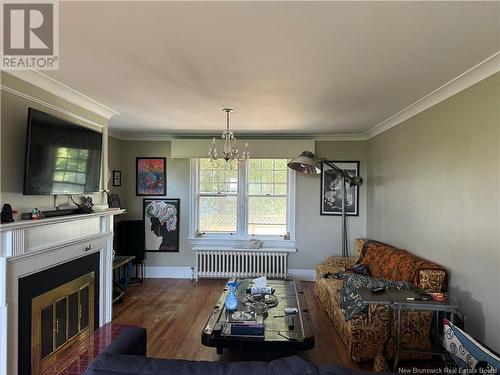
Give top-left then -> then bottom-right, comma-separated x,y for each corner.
18,253 -> 100,375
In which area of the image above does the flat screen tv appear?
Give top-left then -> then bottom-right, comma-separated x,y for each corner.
23,108 -> 103,195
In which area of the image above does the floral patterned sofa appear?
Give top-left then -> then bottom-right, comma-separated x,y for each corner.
314,239 -> 448,362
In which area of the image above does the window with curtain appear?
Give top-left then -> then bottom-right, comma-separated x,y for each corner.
195,158 -> 294,240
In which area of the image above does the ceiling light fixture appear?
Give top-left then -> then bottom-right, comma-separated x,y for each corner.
208,108 -> 249,164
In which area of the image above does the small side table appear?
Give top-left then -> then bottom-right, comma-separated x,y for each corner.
113,255 -> 135,303
359,288 -> 460,371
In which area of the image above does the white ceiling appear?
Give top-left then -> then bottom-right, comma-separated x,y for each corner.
46,1 -> 500,136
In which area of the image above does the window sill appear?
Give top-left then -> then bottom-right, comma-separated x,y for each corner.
188,237 -> 296,250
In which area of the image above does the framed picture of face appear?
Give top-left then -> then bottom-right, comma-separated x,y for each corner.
136,157 -> 166,196
143,198 -> 180,252
320,161 -> 360,216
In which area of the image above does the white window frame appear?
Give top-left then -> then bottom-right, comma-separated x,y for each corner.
188,158 -> 296,247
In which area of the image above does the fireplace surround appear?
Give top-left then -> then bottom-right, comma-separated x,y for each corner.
0,209 -> 124,375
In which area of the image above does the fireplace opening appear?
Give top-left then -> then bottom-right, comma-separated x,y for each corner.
18,252 -> 100,375
31,272 -> 95,375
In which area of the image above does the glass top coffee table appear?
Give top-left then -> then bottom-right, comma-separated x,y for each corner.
202,278 -> 315,354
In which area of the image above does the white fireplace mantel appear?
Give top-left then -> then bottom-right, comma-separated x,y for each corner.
0,209 -> 125,375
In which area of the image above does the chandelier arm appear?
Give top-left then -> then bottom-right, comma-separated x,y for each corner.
210,108 -> 249,164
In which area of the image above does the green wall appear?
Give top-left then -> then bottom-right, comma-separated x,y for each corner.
107,138 -> 368,270
367,72 -> 500,350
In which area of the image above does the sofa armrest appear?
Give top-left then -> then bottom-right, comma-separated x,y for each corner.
103,327 -> 147,356
325,256 -> 355,271
316,257 -> 355,281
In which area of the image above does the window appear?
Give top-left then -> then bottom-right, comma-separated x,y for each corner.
248,159 -> 287,235
193,158 -> 295,242
198,159 -> 238,233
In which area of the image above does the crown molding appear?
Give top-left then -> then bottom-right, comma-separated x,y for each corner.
3,69 -> 118,119
107,129 -> 368,142
1,84 -> 105,131
108,130 -> 175,141
366,51 -> 500,139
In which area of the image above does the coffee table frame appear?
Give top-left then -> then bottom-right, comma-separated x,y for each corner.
202,278 -> 315,354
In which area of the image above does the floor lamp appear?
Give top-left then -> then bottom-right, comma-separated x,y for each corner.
287,151 -> 363,257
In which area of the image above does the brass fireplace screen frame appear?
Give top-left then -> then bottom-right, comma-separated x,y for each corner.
31,272 -> 95,375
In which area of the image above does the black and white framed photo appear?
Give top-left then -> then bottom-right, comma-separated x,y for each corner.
143,198 -> 180,252
320,161 -> 360,216
112,170 -> 121,186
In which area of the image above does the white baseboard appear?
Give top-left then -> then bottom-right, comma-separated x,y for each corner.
144,266 -> 315,281
287,269 -> 316,281
145,266 -> 193,279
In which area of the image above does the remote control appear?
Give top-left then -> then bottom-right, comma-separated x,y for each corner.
371,287 -> 386,293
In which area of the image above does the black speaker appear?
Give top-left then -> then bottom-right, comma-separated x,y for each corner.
116,220 -> 145,262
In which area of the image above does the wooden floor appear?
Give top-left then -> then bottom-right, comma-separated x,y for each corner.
112,278 -> 372,370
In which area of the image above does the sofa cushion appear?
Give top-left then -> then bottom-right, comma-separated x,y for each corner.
103,327 -> 147,356
353,239 -> 368,263
357,241 -> 447,289
85,353 -> 319,375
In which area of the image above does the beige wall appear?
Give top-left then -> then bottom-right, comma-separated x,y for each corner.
367,73 -> 500,350
108,137 -> 367,270
0,72 -> 109,211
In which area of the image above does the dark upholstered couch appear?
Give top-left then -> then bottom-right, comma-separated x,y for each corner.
84,327 -> 375,375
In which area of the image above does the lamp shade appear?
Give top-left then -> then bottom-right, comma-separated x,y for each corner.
287,151 -> 321,174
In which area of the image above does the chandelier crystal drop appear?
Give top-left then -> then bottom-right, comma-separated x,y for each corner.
208,108 -> 249,165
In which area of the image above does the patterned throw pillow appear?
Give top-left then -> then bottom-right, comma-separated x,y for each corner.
443,319 -> 500,371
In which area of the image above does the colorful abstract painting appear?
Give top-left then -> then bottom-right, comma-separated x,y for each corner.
136,157 -> 166,196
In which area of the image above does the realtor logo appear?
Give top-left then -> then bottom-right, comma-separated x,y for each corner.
1,0 -> 59,69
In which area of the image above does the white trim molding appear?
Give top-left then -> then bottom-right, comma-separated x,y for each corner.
287,269 -> 316,281
3,70 -> 118,119
143,266 -> 315,281
366,51 -> 500,139
145,266 -> 194,279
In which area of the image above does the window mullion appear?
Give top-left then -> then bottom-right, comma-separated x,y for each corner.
237,160 -> 247,238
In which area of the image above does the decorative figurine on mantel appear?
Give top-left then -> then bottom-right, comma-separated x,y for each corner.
1,203 -> 16,223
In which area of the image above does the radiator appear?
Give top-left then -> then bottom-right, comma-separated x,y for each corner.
194,248 -> 292,280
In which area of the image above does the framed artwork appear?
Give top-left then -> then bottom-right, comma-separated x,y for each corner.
112,170 -> 121,187
136,157 -> 166,196
143,198 -> 180,252
320,161 -> 360,216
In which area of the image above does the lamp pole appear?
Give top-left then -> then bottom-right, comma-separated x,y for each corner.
341,175 -> 348,257
324,161 -> 350,257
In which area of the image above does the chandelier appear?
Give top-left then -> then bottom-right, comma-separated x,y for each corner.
208,108 -> 249,163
